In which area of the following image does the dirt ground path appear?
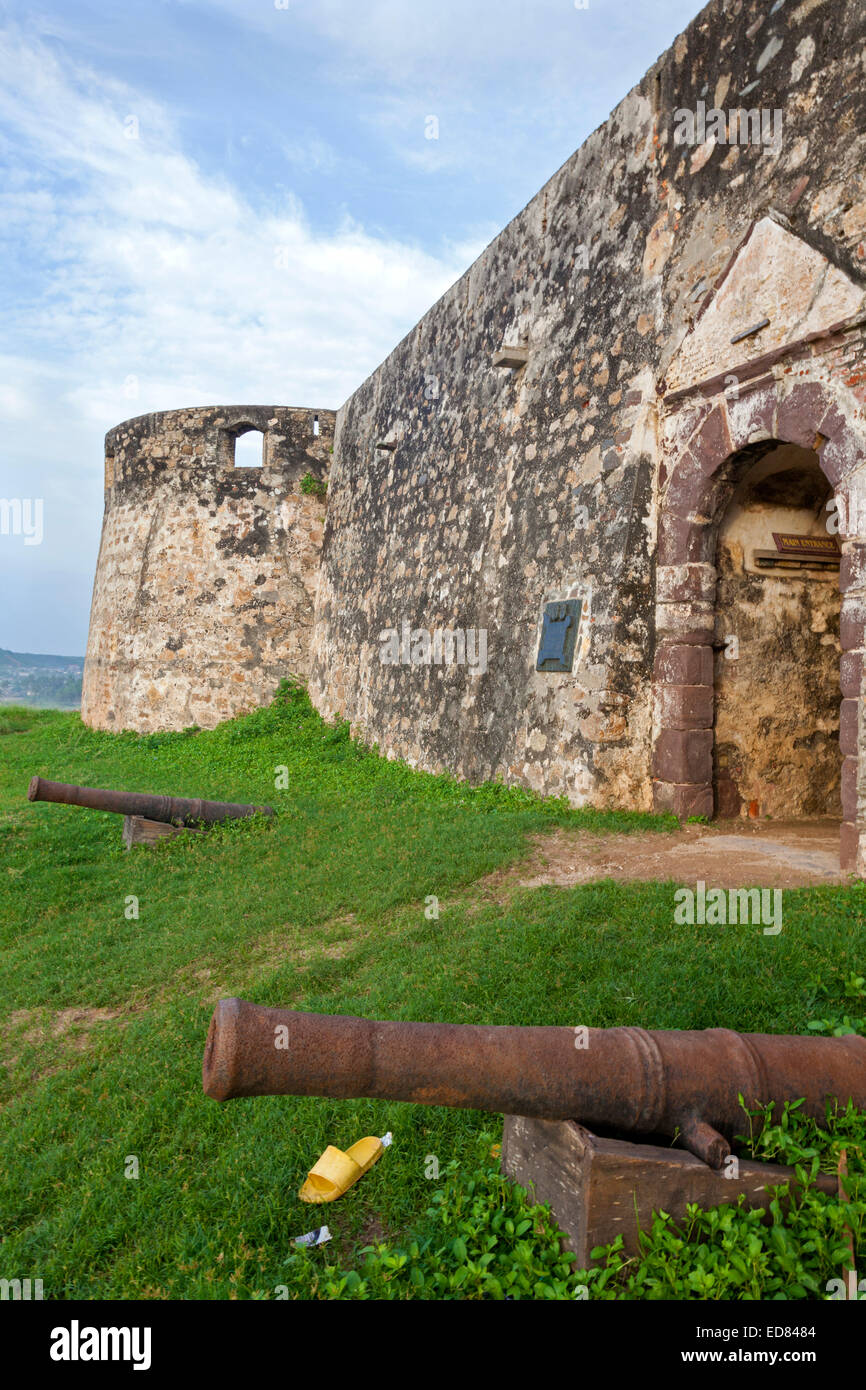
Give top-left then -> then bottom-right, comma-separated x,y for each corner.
483,820 -> 843,896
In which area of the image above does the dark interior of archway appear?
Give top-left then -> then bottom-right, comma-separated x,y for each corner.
713,443 -> 841,820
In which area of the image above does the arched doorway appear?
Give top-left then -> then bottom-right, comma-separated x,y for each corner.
712,443 -> 841,820
653,378 -> 866,874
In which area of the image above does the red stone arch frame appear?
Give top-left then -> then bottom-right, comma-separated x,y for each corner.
653,377 -> 866,874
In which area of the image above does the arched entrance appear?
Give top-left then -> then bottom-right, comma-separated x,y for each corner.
713,442 -> 841,820
653,378 -> 866,874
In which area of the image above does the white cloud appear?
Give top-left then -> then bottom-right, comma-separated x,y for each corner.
0,23 -> 485,650
0,27 -> 480,416
203,0 -> 606,87
0,0 -> 702,651
280,133 -> 342,173
195,0 -> 701,176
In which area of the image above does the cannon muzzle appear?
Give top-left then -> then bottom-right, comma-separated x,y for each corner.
202,999 -> 866,1169
28,777 -> 274,827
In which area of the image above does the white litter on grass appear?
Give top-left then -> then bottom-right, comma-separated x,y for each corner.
294,1225 -> 332,1248
380,1132 -> 393,1147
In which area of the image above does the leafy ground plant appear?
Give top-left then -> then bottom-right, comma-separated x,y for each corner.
572,1097 -> 865,1301
274,1098 -> 866,1301
287,1141 -> 578,1300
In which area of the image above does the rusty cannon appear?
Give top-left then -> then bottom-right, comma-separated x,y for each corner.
202,999 -> 866,1170
28,777 -> 275,828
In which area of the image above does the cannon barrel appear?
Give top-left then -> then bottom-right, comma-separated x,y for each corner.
28,776 -> 274,827
202,999 -> 866,1168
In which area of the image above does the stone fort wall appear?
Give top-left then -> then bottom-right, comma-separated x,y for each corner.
82,405 -> 334,731
308,0 -> 866,812
81,0 -> 866,859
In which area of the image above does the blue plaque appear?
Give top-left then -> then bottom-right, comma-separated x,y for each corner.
536,600 -> 581,672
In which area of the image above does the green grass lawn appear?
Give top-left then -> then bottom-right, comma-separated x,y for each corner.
0,683 -> 863,1299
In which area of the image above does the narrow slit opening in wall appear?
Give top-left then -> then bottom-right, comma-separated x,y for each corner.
313,414 -> 320,437
234,428 -> 265,467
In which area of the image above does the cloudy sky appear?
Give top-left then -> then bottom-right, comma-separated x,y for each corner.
0,0 -> 699,655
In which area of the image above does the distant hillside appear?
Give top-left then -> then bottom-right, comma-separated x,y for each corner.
0,649 -> 83,671
0,649 -> 83,708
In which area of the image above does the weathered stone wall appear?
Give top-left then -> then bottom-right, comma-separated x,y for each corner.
82,405 -> 334,731
309,0 -> 866,812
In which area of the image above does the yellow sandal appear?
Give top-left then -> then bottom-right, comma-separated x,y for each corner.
299,1133 -> 392,1204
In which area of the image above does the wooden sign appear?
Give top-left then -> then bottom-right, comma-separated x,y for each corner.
771,532 -> 840,559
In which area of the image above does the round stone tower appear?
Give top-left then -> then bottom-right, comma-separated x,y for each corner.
82,404 -> 334,732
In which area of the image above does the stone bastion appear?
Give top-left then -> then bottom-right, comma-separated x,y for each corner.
81,404 -> 335,732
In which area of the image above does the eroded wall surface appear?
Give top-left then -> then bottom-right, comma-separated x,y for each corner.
309,0 -> 866,809
713,446 -> 841,819
82,405 -> 334,731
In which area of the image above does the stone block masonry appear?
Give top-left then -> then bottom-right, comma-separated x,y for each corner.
82,0 -> 866,872
82,405 -> 335,731
306,0 -> 866,870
